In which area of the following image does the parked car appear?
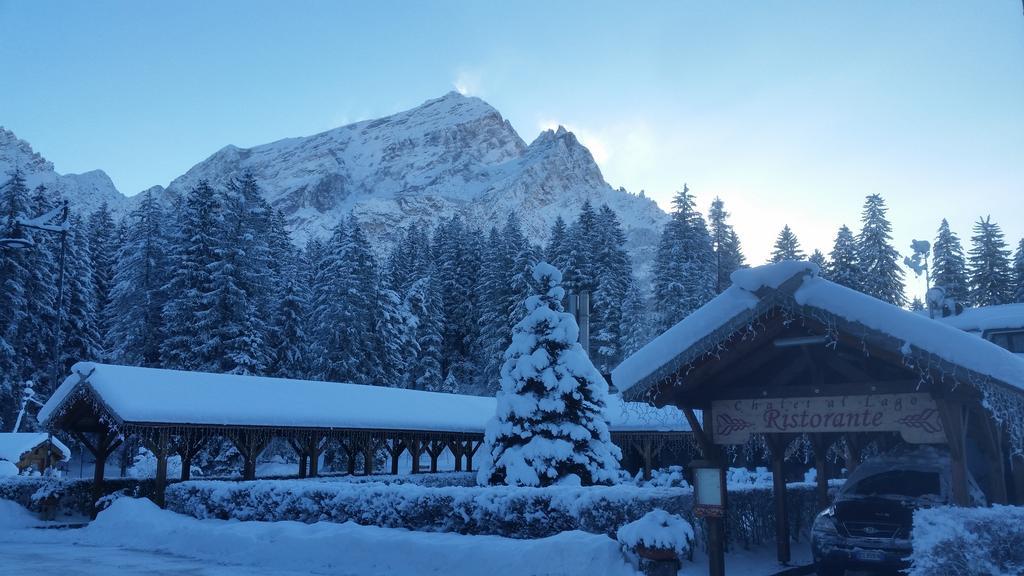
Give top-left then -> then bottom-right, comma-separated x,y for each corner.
811,446 -> 985,576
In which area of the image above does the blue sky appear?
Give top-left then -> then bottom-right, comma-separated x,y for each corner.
1,1 -> 1022,296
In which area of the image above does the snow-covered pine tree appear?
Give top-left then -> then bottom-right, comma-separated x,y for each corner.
160,181 -> 221,371
475,227 -> 512,391
708,197 -> 745,293
652,185 -> 716,332
405,276 -> 444,391
0,170 -> 33,400
620,280 -> 651,357
855,195 -> 906,306
13,185 -> 59,395
563,201 -> 599,296
479,261 -> 620,487
86,202 -> 117,357
268,277 -> 309,379
1013,239 -> 1024,304
545,216 -> 571,276
809,249 -> 828,272
827,225 -> 860,289
59,215 -> 102,377
591,205 -> 633,374
931,219 -> 969,304
434,216 -> 481,387
910,297 -> 925,311
106,190 -> 168,367
770,225 -> 805,263
967,216 -> 1013,307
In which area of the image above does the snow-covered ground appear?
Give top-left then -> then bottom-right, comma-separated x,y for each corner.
1,497 -> 816,576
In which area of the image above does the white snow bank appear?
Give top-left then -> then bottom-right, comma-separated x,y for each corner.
0,433 -> 70,463
0,460 -> 18,477
731,260 -> 818,293
909,505 -> 1024,576
79,498 -> 638,576
0,499 -> 40,529
41,362 -> 690,433
616,508 -> 693,555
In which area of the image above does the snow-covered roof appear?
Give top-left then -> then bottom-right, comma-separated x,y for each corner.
39,363 -> 690,434
0,433 -> 70,463
613,261 -> 1024,399
933,304 -> 1024,334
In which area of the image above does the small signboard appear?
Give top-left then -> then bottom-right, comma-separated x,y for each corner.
711,393 -> 944,444
691,461 -> 726,518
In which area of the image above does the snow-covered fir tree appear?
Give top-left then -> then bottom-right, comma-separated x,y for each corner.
563,201 -> 598,296
1014,239 -> 1024,304
544,216 -> 571,276
160,180 -> 221,371
967,216 -> 1013,307
86,202 -> 117,357
855,195 -> 905,306
809,249 -> 827,271
652,185 -> 715,332
910,297 -> 925,311
931,218 -> 969,304
268,277 -> 309,379
479,262 -> 620,487
106,190 -> 168,367
827,225 -> 860,289
405,276 -> 444,391
434,216 -> 482,386
59,215 -> 102,376
590,205 -> 635,373
708,197 -> 745,293
770,225 -> 805,263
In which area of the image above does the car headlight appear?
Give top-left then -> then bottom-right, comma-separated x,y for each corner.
813,506 -> 838,535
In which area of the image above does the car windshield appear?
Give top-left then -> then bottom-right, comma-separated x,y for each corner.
848,470 -> 941,499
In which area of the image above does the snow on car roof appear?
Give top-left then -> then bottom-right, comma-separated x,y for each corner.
38,362 -> 690,434
0,432 -> 70,463
612,261 -> 1024,397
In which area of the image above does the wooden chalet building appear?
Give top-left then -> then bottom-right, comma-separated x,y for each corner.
612,261 -> 1024,565
0,432 -> 70,473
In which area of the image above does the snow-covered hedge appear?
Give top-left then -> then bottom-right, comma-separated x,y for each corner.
0,475 -> 158,517
300,471 -> 477,487
910,505 -> 1024,576
617,508 -> 693,555
167,479 -> 690,539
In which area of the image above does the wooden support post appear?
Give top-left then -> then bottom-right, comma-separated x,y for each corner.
640,436 -> 653,481
766,434 -> 791,566
427,440 -> 446,473
844,433 -> 862,476
1012,454 -> 1024,506
174,432 -> 204,482
307,436 -> 321,477
230,431 -> 268,481
937,399 -> 970,506
811,434 -> 833,511
465,440 -> 480,472
979,412 -> 1008,505
91,430 -> 109,518
410,438 -> 423,474
147,430 -> 170,508
387,439 -> 405,475
450,441 -> 463,472
363,442 -> 376,476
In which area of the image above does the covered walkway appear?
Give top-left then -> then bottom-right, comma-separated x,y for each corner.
39,362 -> 692,510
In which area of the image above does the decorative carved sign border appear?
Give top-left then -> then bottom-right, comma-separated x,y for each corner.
711,393 -> 945,444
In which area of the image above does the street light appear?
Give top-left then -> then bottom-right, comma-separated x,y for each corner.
1,200 -> 70,404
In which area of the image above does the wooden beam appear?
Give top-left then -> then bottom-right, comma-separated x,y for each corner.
936,399 -> 970,506
765,434 -> 791,565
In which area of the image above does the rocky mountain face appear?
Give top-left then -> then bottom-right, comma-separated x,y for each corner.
3,92 -> 668,276
0,127 -> 127,216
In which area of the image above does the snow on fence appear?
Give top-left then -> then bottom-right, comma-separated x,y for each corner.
909,505 -> 1024,576
165,478 -> 828,547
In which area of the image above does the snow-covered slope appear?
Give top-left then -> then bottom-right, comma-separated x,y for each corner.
0,127 -> 128,216
163,92 -> 667,273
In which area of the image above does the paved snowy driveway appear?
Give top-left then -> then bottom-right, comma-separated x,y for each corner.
1,536 -> 320,576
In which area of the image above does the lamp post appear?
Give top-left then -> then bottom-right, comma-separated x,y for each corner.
0,200 -> 70,400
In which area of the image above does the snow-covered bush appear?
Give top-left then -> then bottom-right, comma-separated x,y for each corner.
479,262 -> 621,487
910,505 -> 1024,576
0,475 -> 161,517
166,479 -> 688,539
617,508 -> 693,556
0,460 -> 18,477
128,447 -> 200,479
634,466 -> 689,488
726,466 -> 773,489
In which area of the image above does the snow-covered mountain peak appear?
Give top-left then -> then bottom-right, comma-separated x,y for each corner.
0,126 -> 127,216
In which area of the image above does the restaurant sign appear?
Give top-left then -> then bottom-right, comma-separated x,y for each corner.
711,393 -> 945,444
